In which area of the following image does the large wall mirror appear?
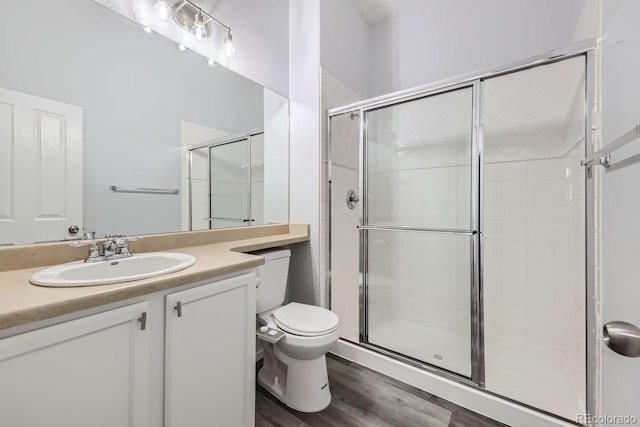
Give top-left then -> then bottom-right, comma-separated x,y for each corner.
0,0 -> 289,246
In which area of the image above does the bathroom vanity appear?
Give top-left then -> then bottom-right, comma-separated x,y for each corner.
0,224 -> 309,427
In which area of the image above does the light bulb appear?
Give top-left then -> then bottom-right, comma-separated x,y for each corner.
224,31 -> 235,57
190,11 -> 207,42
154,0 -> 171,22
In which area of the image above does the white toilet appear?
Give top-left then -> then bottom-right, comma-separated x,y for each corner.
254,248 -> 340,413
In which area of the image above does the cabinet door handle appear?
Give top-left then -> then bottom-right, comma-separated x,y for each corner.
138,312 -> 147,330
175,301 -> 183,317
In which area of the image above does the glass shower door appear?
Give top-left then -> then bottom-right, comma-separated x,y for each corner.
362,86 -> 478,378
209,140 -> 251,229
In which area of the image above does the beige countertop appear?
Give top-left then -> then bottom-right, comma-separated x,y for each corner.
0,224 -> 309,331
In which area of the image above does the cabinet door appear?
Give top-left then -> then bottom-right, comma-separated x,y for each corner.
0,302 -> 150,427
165,273 -> 256,427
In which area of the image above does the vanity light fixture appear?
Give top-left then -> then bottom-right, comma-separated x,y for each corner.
154,0 -> 172,22
190,9 -> 207,41
154,0 -> 235,56
224,30 -> 235,57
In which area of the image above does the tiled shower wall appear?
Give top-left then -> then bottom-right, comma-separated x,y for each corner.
322,70 -> 361,341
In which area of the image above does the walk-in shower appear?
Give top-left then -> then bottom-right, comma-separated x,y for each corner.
328,52 -> 589,421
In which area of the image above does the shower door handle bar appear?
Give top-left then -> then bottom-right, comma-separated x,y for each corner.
581,123 -> 640,167
358,225 -> 477,236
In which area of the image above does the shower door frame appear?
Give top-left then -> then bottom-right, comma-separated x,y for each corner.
357,80 -> 483,383
327,39 -> 596,413
187,130 -> 264,230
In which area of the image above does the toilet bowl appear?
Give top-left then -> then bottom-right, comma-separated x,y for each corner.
253,248 -> 340,412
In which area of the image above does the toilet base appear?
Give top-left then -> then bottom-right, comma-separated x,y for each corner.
258,342 -> 332,413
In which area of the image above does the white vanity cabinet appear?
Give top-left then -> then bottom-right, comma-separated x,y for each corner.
0,302 -> 151,427
165,272 -> 256,427
0,271 -> 257,427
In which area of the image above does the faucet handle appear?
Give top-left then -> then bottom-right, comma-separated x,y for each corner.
108,234 -> 142,242
111,234 -> 143,256
69,239 -> 97,247
70,240 -> 100,260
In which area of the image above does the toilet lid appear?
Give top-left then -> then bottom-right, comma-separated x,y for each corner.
273,302 -> 339,337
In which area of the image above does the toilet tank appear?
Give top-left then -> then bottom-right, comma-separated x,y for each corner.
253,248 -> 291,313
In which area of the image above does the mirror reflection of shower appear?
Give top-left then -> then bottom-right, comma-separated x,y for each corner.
189,132 -> 266,230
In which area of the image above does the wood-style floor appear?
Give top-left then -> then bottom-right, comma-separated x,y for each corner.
256,354 -> 507,427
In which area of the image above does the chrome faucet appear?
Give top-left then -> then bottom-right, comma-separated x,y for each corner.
70,234 -> 142,263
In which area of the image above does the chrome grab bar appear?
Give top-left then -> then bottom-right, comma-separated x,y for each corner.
205,217 -> 254,222
582,123 -> 640,167
109,185 -> 179,194
603,321 -> 640,357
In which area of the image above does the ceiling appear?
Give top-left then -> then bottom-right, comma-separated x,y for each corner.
351,0 -> 401,23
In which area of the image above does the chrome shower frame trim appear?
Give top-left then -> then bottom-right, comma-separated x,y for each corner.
327,39 -> 595,117
356,83 -> 477,381
358,225 -> 476,235
470,80 -> 485,386
326,40 -> 595,418
188,149 -> 194,231
584,49 -> 597,419
359,109 -> 368,343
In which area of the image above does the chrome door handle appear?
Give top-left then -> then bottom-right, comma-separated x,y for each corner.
346,190 -> 359,209
603,321 -> 640,357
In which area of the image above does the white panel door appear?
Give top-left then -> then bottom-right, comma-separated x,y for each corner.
0,87 -> 82,245
165,273 -> 256,427
0,302 -> 150,427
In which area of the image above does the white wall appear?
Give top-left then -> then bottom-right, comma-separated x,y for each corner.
600,0 -> 640,422
97,0 -> 289,96
288,0 -> 322,305
320,0 -> 371,98
264,89 -> 290,224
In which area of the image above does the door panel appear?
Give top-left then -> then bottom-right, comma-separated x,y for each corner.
0,87 -> 82,245
0,302 -> 149,427
165,274 -> 256,427
362,86 -> 476,379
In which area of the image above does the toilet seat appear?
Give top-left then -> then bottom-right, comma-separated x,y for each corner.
273,302 -> 339,337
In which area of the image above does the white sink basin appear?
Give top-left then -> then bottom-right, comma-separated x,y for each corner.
30,252 -> 197,287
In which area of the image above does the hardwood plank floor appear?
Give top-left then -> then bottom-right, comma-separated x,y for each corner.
256,354 -> 507,427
